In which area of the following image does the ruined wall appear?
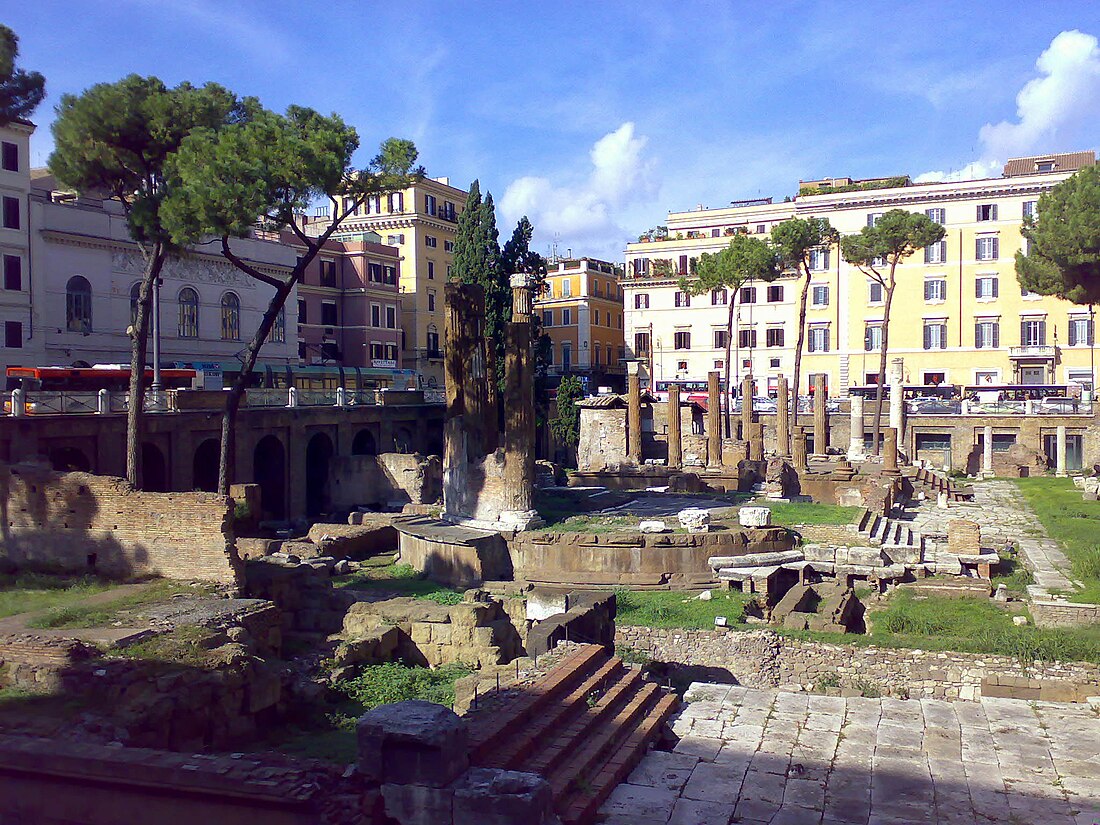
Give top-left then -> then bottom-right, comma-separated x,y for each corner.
577,407 -> 628,472
1030,599 -> 1100,628
0,463 -> 240,585
396,522 -> 512,588
330,453 -> 442,511
615,626 -> 1100,702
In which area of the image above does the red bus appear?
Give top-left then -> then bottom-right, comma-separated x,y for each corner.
6,366 -> 197,393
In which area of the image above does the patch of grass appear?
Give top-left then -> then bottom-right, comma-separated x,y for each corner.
113,625 -> 221,668
1014,477 -> 1100,602
991,543 -> 1034,595
26,579 -> 211,629
534,515 -> 637,534
813,672 -> 840,692
336,662 -> 472,713
765,502 -> 861,526
270,727 -> 359,764
336,562 -> 464,603
0,573 -> 114,619
615,644 -> 653,666
615,588 -> 752,630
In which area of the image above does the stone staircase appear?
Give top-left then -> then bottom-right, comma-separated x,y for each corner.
856,508 -> 922,560
467,644 -> 678,825
908,466 -> 974,502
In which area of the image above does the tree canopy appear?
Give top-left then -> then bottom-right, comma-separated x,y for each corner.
1016,165 -> 1100,305
840,209 -> 944,281
771,216 -> 840,271
550,374 -> 583,451
452,180 -> 509,346
0,25 -> 45,124
679,233 -> 780,295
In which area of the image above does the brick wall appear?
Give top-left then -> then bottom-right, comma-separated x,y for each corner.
0,463 -> 240,585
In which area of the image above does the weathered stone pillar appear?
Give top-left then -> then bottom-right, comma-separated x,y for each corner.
848,393 -> 865,460
792,428 -> 808,471
889,357 -> 905,436
982,425 -> 993,477
747,423 -> 764,462
627,362 -> 642,466
667,382 -> 682,470
443,283 -> 488,460
776,375 -> 790,457
741,374 -> 754,440
707,370 -> 722,467
883,426 -> 900,475
501,277 -> 539,528
812,373 -> 827,457
1056,424 -> 1067,477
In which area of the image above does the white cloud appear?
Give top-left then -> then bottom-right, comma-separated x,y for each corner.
500,122 -> 658,259
917,30 -> 1100,182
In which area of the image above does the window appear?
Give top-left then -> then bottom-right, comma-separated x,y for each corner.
4,320 -> 21,349
924,278 -> 946,302
738,328 -> 757,348
739,286 -> 756,304
427,329 -> 441,357
368,262 -> 383,283
368,195 -> 382,214
1023,201 -> 1037,219
383,265 -> 397,285
370,342 -> 384,361
925,207 -> 945,224
1069,317 -> 1094,346
714,359 -> 724,369
562,308 -> 572,325
631,258 -> 649,276
916,433 -> 951,452
427,261 -> 435,280
678,255 -> 689,275
178,287 -> 199,338
864,324 -> 882,352
635,293 -> 650,309
766,327 -> 784,348
2,196 -> 18,229
66,276 -> 92,333
427,292 -> 436,312
975,276 -> 999,299
298,299 -> 307,324
322,301 -> 338,327
809,248 -> 830,271
767,284 -> 783,302
975,236 -> 999,261
674,330 -> 691,350
562,344 -> 572,370
1,141 -> 17,172
444,240 -> 454,252
425,235 -> 437,248
3,254 -> 20,290
220,292 -> 240,340
441,201 -> 456,221
769,357 -> 780,368
674,291 -> 690,307
808,326 -> 830,352
388,192 -> 404,212
711,289 -> 727,306
561,279 -> 572,297
713,329 -> 728,349
386,305 -> 397,329
271,307 -> 286,343
593,345 -> 601,366
975,320 -> 999,349
542,309 -> 553,326
711,228 -> 721,238
976,204 -> 998,222
924,239 -> 947,264
677,360 -> 688,372
129,282 -> 142,328
868,281 -> 883,303
320,259 -> 336,287
385,343 -> 398,361
923,321 -> 947,350
593,309 -> 600,326
386,233 -> 405,245
593,280 -> 601,297
424,194 -> 437,216
811,285 -> 829,307
1020,318 -> 1046,346
1037,161 -> 1055,173
756,224 -> 767,234
867,212 -> 883,227
342,196 -> 356,215
634,332 -> 651,358
371,304 -> 381,327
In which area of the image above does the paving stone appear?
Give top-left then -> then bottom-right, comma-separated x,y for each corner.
681,762 -> 743,804
626,751 -> 700,792
672,735 -> 722,761
668,796 -> 736,825
601,782 -> 678,820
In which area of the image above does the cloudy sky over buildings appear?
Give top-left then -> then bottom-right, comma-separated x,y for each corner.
10,1 -> 1100,258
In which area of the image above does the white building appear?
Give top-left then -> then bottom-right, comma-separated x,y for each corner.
0,119 -> 42,375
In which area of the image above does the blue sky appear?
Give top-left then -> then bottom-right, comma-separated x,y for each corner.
9,1 -> 1100,258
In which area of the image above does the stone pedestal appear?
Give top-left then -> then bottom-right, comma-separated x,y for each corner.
358,700 -> 468,787
776,375 -> 790,457
707,370 -> 722,467
1056,425 -> 1067,477
739,506 -> 772,527
627,363 -> 642,466
812,374 -> 827,456
888,357 -> 904,435
741,374 -> 754,440
792,429 -> 808,472
831,458 -> 856,481
982,425 -> 993,477
883,427 -> 900,476
667,383 -> 682,470
847,394 -> 865,460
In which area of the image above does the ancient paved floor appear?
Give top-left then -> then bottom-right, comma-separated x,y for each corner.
599,684 -> 1100,825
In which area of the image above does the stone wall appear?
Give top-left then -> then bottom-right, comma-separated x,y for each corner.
1030,599 -> 1100,628
577,407 -> 629,472
330,453 -> 442,511
396,520 -> 512,589
615,626 -> 1100,702
0,463 -> 240,585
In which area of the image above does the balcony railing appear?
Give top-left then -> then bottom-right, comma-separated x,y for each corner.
1008,345 -> 1057,359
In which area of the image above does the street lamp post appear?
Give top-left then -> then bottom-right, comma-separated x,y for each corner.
150,276 -> 162,404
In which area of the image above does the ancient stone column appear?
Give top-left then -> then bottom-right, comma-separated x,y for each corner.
776,375 -> 790,457
627,362 -> 642,466
792,428 -> 808,471
747,423 -> 764,462
812,373 -> 827,457
741,374 -> 754,440
707,370 -> 722,467
982,425 -> 993,477
848,393 -> 865,460
502,276 -> 538,527
667,382 -> 682,470
883,426 -> 900,475
889,357 -> 905,435
1056,424 -> 1067,477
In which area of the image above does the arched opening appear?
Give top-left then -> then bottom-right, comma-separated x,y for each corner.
178,287 -> 200,339
253,435 -> 286,522
394,427 -> 414,454
193,438 -> 220,492
221,291 -> 240,340
48,446 -> 91,473
305,432 -> 334,519
141,442 -> 168,492
352,428 -> 377,456
66,275 -> 92,333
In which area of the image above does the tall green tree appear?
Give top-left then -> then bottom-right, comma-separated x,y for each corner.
679,233 -> 780,437
163,105 -> 421,494
502,216 -> 552,438
841,210 -> 945,453
49,76 -> 245,487
0,25 -> 45,124
550,374 -> 583,465
1016,165 -> 1100,305
770,217 -> 839,447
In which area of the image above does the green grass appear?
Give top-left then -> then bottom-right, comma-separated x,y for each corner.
336,661 -> 472,711
765,502 -> 860,526
615,588 -> 752,629
534,515 -> 638,534
0,573 -> 114,619
26,579 -> 213,629
1014,477 -> 1100,602
113,625 -> 222,668
991,544 -> 1035,595
335,561 -> 464,603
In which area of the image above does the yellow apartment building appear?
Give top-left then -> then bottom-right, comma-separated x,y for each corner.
534,257 -> 626,390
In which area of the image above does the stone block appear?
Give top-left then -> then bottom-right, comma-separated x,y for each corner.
678,508 -> 712,533
526,589 -> 568,621
357,700 -> 468,787
738,506 -> 772,528
846,547 -> 886,567
639,520 -> 670,534
382,782 -> 453,825
452,767 -> 557,825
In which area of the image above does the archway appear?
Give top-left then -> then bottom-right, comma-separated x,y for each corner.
48,446 -> 91,473
305,432 -> 334,519
192,438 -> 220,492
395,427 -> 414,454
352,428 -> 377,456
141,443 -> 168,492
253,435 -> 286,522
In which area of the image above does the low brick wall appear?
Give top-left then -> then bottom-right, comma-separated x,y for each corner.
0,463 -> 239,585
1030,599 -> 1100,628
615,626 -> 1100,702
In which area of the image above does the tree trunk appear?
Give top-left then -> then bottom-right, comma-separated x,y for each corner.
789,268 -> 810,449
723,297 -> 735,439
870,269 -> 896,456
125,244 -> 166,488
